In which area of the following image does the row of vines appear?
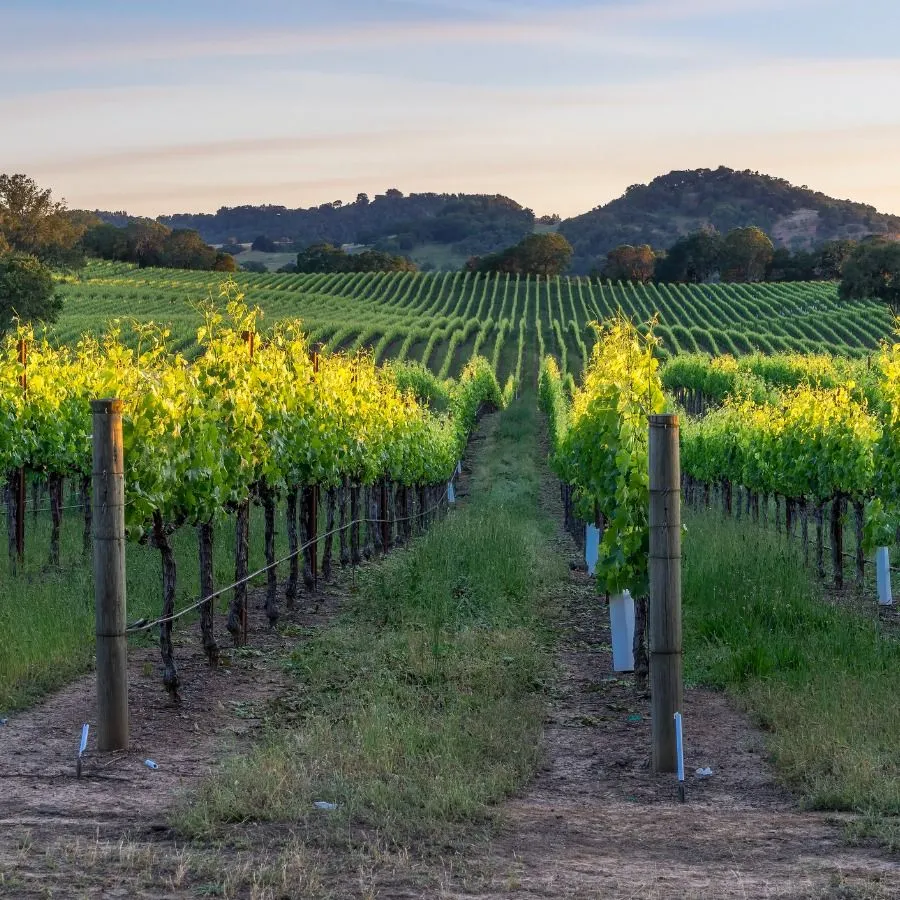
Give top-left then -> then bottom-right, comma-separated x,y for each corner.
540,319 -> 900,647
55,264 -> 893,386
2,285 -> 506,697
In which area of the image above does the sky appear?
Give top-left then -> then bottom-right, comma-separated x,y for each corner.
3,0 -> 900,218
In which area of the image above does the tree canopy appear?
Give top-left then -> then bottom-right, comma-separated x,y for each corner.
719,226 -> 774,282
80,219 -> 232,271
0,174 -> 85,266
839,239 -> 900,313
251,234 -> 279,253
0,252 -> 62,332
468,233 -> 573,276
653,229 -> 722,283
600,244 -> 656,283
295,243 -> 416,274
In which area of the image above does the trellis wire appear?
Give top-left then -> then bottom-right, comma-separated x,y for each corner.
127,487 -> 453,634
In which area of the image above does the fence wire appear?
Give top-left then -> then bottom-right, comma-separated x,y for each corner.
126,488 -> 453,634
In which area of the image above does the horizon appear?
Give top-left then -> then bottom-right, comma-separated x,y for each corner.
5,1 -> 900,219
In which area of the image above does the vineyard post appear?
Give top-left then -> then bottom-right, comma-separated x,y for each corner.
241,329 -> 255,643
91,398 -> 129,751
311,347 -> 320,590
15,339 -> 27,562
648,413 -> 683,774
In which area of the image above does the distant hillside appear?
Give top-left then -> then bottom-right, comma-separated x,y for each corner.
86,167 -> 900,274
94,192 -> 535,267
559,167 -> 900,273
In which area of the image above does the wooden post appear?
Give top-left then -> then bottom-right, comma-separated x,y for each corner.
91,398 -> 129,751
15,339 -> 27,562
648,413 -> 683,774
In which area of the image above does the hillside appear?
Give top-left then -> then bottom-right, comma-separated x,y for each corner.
55,262 -> 891,372
86,167 -> 900,274
559,166 -> 900,273
94,192 -> 535,267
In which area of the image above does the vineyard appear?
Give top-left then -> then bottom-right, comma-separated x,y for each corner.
3,267 -> 900,896
8,265 -> 900,706
2,296 -> 506,707
53,263 -> 893,387
544,328 -> 900,599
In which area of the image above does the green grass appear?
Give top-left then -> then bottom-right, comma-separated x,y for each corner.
683,508 -> 900,826
0,501 -> 292,713
233,249 -> 299,271
173,397 -> 564,845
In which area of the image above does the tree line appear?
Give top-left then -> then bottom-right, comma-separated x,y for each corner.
598,226 -> 900,313
0,174 -> 240,331
599,227 -> 852,284
81,220 -> 237,272
283,243 -> 417,274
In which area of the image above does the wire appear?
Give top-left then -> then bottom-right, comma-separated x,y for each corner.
125,486 -> 454,634
1,501 -> 89,514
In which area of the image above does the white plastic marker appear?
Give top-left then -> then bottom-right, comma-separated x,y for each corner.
76,723 -> 89,778
609,591 -> 635,672
876,547 -> 893,606
585,524 -> 600,576
447,481 -> 456,503
674,712 -> 685,802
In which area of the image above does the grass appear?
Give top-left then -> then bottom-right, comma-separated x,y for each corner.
233,249 -> 299,272
0,500 -> 292,713
1,830 -> 331,899
174,397 -> 564,846
683,508 -> 900,832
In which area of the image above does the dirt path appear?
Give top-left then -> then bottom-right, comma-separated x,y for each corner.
435,439 -> 900,900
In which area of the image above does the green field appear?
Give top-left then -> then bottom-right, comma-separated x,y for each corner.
53,262 -> 892,386
231,249 -> 301,271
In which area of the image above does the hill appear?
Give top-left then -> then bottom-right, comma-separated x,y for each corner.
559,166 -> 900,273
93,192 -> 535,267
85,167 -> 900,274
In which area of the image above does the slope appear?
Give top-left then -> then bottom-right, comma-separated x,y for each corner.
560,166 -> 900,272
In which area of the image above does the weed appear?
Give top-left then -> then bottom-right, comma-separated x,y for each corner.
684,509 -> 900,817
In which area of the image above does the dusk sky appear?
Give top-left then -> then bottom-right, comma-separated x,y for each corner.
4,0 -> 900,218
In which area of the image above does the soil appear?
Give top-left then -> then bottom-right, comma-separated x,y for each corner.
0,413 -> 898,898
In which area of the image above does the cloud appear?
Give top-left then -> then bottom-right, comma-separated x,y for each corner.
21,130 -> 445,175
0,3 -> 722,75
